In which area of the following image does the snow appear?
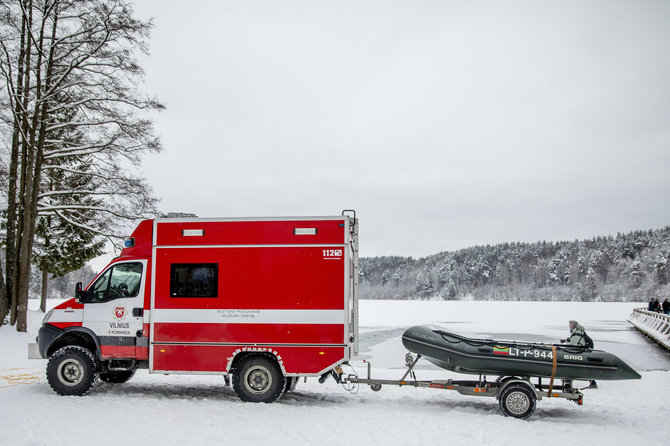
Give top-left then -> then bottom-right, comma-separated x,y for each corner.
1,300 -> 669,446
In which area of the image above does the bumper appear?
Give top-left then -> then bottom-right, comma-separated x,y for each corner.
28,342 -> 41,359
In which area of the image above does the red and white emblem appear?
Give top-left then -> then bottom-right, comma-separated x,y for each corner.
114,306 -> 126,319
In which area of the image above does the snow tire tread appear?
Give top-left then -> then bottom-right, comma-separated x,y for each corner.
46,345 -> 99,396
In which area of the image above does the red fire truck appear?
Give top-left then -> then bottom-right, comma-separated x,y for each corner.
30,212 -> 359,402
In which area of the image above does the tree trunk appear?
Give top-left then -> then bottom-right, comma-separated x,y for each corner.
10,0 -> 34,327
0,260 -> 7,324
4,1 -> 29,327
40,269 -> 48,313
15,0 -> 56,332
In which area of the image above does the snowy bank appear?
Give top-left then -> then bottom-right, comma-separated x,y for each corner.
1,300 -> 668,446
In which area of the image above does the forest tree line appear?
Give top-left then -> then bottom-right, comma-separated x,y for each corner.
359,226 -> 670,302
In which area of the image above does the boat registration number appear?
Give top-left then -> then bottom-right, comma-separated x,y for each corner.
495,347 -> 553,360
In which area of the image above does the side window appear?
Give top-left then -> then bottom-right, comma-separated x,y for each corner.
90,269 -> 112,303
89,262 -> 143,303
170,263 -> 218,298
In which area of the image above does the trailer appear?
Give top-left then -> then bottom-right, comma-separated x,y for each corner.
340,353 -> 588,419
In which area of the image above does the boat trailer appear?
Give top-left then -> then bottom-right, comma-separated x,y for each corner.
337,353 -> 591,419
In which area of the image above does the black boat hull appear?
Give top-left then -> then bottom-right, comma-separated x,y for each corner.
402,326 -> 641,381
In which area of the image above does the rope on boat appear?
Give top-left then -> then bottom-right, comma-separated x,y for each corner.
547,345 -> 558,397
434,329 -> 591,353
435,330 -> 538,351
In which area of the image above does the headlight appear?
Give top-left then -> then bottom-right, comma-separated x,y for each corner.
42,309 -> 54,325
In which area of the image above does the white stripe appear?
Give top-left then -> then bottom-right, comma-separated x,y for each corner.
153,309 -> 345,324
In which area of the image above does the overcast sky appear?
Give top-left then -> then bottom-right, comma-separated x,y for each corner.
129,0 -> 670,259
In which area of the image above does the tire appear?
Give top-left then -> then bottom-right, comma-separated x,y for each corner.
46,346 -> 98,396
499,383 -> 537,419
100,369 -> 136,384
232,355 -> 285,403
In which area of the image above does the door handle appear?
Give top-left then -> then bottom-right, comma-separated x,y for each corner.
132,307 -> 144,317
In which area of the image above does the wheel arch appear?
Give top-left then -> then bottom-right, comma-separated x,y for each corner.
46,327 -> 101,360
226,348 -> 286,376
497,378 -> 538,400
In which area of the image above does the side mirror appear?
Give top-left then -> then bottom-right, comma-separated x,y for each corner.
75,282 -> 91,303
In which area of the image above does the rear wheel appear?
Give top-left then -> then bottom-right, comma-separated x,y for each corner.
233,355 -> 285,403
499,383 -> 536,419
100,369 -> 136,384
46,346 -> 98,396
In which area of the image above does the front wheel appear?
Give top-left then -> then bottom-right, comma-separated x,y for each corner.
46,346 -> 98,396
232,355 -> 285,403
499,383 -> 537,419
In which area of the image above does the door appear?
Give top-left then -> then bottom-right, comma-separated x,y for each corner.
82,260 -> 147,359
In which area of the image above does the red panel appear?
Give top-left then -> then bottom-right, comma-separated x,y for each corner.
155,219 -> 345,246
101,345 -> 136,359
136,346 -> 149,360
99,345 -> 147,360
154,246 -> 344,310
119,219 -> 153,258
152,344 -> 345,374
47,322 -> 82,329
153,323 -> 344,344
279,346 -> 345,374
153,345 -> 233,372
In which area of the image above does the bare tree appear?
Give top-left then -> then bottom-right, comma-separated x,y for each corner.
0,0 -> 163,330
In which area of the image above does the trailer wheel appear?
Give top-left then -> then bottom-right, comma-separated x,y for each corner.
233,355 -> 285,403
100,369 -> 136,384
370,383 -> 382,392
46,346 -> 98,396
499,383 -> 536,419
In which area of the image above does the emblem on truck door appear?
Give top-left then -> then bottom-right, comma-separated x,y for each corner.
113,306 -> 126,319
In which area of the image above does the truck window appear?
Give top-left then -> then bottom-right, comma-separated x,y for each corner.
89,262 -> 143,303
170,263 -> 218,298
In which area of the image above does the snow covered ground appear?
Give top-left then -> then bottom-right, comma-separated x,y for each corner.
1,300 -> 668,446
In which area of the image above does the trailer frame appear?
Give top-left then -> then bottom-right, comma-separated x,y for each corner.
342,353 -> 586,419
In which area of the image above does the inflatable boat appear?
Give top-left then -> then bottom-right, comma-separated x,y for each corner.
402,326 -> 641,381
